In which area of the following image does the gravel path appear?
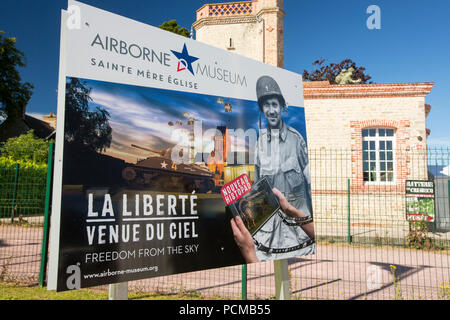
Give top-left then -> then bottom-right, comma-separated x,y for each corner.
1,225 -> 448,300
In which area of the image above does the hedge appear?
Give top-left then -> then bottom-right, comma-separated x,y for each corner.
0,156 -> 48,219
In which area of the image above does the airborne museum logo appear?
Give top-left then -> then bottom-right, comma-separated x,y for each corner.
90,34 -> 247,87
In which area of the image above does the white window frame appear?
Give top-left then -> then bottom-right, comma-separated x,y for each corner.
362,128 -> 396,185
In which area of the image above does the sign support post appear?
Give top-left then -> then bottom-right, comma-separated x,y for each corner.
109,282 -> 128,300
348,179 -> 352,244
241,264 -> 247,300
39,142 -> 54,287
274,259 -> 290,300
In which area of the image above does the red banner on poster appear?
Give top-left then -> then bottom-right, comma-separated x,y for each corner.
221,174 -> 252,205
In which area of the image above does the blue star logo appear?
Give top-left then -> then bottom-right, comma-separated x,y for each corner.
171,44 -> 199,76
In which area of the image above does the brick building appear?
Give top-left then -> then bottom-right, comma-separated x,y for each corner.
194,0 -> 285,67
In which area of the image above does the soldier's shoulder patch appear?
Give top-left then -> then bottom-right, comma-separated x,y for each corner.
287,126 -> 307,147
287,125 -> 302,138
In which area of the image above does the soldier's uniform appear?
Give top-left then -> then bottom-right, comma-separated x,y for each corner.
252,76 -> 315,261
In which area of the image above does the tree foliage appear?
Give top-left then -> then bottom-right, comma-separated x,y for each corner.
302,58 -> 373,84
0,130 -> 50,164
0,30 -> 34,122
65,78 -> 112,153
159,20 -> 190,37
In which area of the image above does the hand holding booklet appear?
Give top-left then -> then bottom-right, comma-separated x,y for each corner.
224,176 -> 280,236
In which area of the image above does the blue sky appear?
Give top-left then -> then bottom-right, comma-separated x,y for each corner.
1,0 -> 449,145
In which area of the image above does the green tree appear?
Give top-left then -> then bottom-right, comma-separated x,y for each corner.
0,130 -> 50,164
0,30 -> 34,122
303,58 -> 373,84
65,78 -> 112,153
159,20 -> 190,37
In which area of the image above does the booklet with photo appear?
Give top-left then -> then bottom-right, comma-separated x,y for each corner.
227,177 -> 280,236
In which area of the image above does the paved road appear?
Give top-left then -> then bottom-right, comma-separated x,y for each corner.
1,225 -> 448,300
137,244 -> 449,300
0,224 -> 43,283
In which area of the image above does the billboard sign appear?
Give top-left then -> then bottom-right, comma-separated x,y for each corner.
48,0 -> 315,291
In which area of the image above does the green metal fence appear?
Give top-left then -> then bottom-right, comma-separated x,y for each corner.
0,146 -> 449,300
131,147 -> 450,300
0,143 -> 52,283
0,155 -> 48,222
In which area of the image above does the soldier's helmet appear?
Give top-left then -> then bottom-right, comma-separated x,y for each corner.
256,76 -> 286,110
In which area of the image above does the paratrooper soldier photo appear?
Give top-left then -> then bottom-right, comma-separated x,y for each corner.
230,75 -> 315,262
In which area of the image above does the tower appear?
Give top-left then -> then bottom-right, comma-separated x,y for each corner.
193,0 -> 285,68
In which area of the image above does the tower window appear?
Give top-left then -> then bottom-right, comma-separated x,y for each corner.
227,38 -> 235,50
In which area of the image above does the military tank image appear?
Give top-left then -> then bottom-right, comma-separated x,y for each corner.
121,144 -> 215,193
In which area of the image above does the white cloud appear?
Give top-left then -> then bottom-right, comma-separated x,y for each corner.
440,165 -> 450,177
90,91 -> 153,117
27,112 -> 46,120
427,137 -> 450,147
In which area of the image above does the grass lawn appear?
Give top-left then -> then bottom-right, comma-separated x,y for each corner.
0,283 -> 223,300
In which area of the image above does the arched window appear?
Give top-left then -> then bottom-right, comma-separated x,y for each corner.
362,128 -> 395,183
